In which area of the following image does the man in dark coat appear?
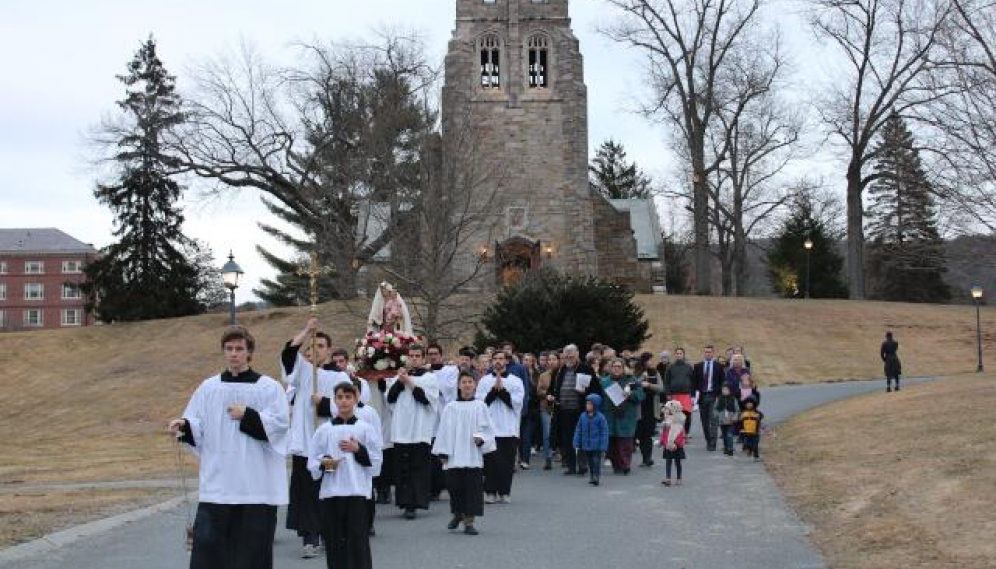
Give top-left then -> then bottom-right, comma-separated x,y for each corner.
692,345 -> 725,451
881,331 -> 902,392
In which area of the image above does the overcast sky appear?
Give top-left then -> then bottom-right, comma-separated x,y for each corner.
0,0 -> 830,302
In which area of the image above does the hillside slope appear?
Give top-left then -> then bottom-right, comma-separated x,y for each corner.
0,295 -> 990,486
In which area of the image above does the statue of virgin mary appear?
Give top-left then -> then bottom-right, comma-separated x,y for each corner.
367,282 -> 414,336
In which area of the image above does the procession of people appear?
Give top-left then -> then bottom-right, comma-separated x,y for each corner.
168,285 -> 774,569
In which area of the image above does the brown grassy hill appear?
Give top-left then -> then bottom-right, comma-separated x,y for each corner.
1,295 -> 992,487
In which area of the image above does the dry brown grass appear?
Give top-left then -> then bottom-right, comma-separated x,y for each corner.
0,488 -> 177,548
0,295 -> 992,548
766,374 -> 996,569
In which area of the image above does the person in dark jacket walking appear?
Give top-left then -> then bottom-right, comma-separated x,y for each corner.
881,331 -> 902,392
547,344 -> 598,475
663,348 -> 695,437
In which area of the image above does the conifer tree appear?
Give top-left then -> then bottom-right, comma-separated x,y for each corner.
866,113 -> 951,303
766,195 -> 849,298
82,37 -> 203,322
589,139 -> 652,200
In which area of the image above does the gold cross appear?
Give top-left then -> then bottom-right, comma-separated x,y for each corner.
296,251 -> 334,312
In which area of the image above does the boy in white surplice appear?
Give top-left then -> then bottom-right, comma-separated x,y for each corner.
168,326 -> 289,569
433,370 -> 496,535
309,382 -> 382,569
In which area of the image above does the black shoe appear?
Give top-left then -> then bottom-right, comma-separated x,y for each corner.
895,385 -> 900,391
593,479 -> 599,486
464,525 -> 479,535
578,469 -> 588,476
623,468 -> 630,475
707,444 -> 717,451
447,515 -> 461,530
404,509 -> 416,520
588,479 -> 597,485
563,469 -> 576,475
543,459 -> 552,471
886,387 -> 892,392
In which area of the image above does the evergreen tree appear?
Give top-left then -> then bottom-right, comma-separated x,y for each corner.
589,139 -> 652,200
866,113 -> 951,303
82,37 -> 203,322
475,269 -> 651,354
766,195 -> 849,298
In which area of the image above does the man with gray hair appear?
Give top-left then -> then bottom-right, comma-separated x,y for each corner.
547,344 -> 597,475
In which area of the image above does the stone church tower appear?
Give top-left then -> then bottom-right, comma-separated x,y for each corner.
441,0 -> 644,289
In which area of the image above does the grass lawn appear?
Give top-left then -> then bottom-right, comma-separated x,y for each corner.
766,373 -> 996,569
0,294 -> 992,548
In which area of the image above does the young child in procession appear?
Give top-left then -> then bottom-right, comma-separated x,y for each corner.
739,397 -> 764,461
660,400 -> 687,487
432,370 -> 497,535
308,383 -> 382,569
572,394 -> 609,486
713,384 -> 740,456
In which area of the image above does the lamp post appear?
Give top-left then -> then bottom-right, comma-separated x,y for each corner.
221,251 -> 243,325
972,285 -> 984,373
803,238 -> 813,299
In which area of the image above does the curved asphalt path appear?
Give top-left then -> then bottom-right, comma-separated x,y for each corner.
1,377 -> 930,569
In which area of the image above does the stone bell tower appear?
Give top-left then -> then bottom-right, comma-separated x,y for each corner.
442,0 -> 600,287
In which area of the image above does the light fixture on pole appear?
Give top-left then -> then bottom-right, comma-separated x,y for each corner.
972,285 -> 984,373
221,251 -> 243,325
803,238 -> 814,299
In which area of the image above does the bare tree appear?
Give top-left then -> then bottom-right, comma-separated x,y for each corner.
811,0 -> 951,299
166,32 -> 438,299
382,102 -> 505,343
603,0 -> 765,295
919,0 -> 996,231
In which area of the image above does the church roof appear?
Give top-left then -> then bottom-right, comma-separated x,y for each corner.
0,228 -> 98,254
608,199 -> 663,260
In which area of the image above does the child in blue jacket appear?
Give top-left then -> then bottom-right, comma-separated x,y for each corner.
573,394 -> 610,486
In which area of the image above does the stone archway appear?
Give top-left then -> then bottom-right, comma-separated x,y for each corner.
495,236 -> 541,287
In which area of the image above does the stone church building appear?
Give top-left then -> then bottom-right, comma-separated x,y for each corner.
440,0 -> 660,292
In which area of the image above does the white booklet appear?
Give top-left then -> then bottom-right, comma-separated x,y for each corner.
604,382 -> 626,406
575,373 -> 592,393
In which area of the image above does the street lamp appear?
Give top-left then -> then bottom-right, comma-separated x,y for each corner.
221,251 -> 243,325
972,285 -> 984,373
803,238 -> 814,299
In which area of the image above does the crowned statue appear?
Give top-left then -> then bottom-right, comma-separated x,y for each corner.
367,281 -> 413,336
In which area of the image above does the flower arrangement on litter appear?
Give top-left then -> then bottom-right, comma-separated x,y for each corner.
354,330 -> 422,372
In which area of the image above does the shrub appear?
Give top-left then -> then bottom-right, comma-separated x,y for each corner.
475,269 -> 651,354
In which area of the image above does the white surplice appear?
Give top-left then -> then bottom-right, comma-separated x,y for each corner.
431,398 -> 496,469
387,371 -> 439,445
307,418 -> 383,499
475,373 -> 525,438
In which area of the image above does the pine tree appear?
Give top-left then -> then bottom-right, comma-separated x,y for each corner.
866,113 -> 951,303
766,195 -> 849,298
589,139 -> 652,199
81,37 -> 203,322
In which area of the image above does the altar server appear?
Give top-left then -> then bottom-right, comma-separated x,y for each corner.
168,326 -> 289,569
475,350 -> 524,504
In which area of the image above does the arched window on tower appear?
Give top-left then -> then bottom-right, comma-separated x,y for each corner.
528,35 -> 549,88
479,34 -> 501,88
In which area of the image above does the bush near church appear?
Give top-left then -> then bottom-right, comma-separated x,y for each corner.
475,268 -> 651,355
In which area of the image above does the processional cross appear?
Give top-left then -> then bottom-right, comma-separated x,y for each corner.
298,250 -> 334,421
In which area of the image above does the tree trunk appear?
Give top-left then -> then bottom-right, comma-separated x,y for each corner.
693,158 -> 712,295
846,159 -> 865,300
733,227 -> 748,297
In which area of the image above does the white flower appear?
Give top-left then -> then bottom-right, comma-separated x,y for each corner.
400,355 -> 408,364
367,347 -> 376,357
387,358 -> 396,368
374,359 -> 389,371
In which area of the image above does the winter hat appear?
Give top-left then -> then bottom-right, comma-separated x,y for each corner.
585,393 -> 602,407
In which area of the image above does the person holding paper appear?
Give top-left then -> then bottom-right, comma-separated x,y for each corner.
547,344 -> 598,476
598,358 -> 645,475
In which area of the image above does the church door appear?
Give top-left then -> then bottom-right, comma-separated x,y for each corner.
495,237 -> 542,287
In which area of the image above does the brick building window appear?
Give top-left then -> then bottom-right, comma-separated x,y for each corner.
62,260 -> 82,274
479,34 -> 501,88
25,260 -> 44,274
528,35 -> 549,88
0,261 -> 6,274
24,309 -> 43,327
0,282 -> 5,300
62,283 -> 81,300
62,309 -> 82,326
25,283 -> 44,300
0,310 -> 5,328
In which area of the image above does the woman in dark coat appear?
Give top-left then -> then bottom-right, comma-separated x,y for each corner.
881,331 -> 902,392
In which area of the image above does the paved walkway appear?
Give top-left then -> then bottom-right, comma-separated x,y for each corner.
1,377 -> 929,569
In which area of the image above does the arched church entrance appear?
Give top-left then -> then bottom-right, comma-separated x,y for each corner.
495,237 -> 541,287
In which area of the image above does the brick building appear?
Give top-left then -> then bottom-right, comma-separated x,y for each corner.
0,228 -> 98,331
441,0 -> 660,292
